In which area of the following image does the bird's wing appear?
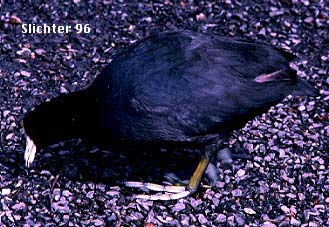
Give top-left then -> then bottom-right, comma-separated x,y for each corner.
135,32 -> 298,136
90,31 -> 298,141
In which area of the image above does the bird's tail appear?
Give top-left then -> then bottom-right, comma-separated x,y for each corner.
291,77 -> 319,97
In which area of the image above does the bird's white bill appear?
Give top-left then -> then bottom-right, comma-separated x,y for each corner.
24,135 -> 37,168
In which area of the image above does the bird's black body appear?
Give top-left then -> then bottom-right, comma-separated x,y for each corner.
23,30 -> 317,162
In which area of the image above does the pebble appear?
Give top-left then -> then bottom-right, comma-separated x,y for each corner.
280,205 -> 290,214
92,219 -> 104,226
290,217 -> 301,226
196,13 -> 206,21
197,214 -> 208,224
52,202 -> 70,214
9,15 -> 22,24
16,48 -> 31,57
35,49 -> 46,56
243,207 -> 257,215
309,221 -> 319,227
236,169 -> 245,177
261,222 -> 277,227
304,17 -> 314,23
5,133 -> 14,140
215,214 -> 226,223
172,202 -> 186,212
1,188 -> 11,195
11,202 -> 25,210
298,105 -> 306,111
235,213 -> 245,226
227,215 -> 235,226
86,191 -> 94,199
231,188 -> 242,197
190,199 -> 202,208
20,71 -> 31,77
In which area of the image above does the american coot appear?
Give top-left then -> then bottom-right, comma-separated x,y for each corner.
23,30 -> 318,200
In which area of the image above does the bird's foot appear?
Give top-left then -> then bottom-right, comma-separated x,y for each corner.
124,157 -> 210,200
124,181 -> 193,200
124,181 -> 212,200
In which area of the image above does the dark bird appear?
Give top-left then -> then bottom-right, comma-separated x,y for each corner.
23,30 -> 318,200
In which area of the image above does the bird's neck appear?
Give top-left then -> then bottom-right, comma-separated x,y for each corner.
53,90 -> 96,139
28,89 -> 96,148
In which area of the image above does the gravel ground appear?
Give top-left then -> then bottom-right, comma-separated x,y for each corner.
0,0 -> 328,226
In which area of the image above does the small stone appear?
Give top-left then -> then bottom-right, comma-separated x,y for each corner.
235,214 -> 245,226
227,215 -> 235,226
62,190 -> 72,197
216,214 -> 226,223
197,214 -> 208,224
1,188 -> 11,195
304,17 -> 313,23
190,199 -> 202,208
314,204 -> 325,211
269,8 -> 284,17
16,48 -> 31,57
6,133 -> 14,140
20,71 -> 31,77
284,20 -> 291,27
3,110 -> 10,117
212,197 -> 219,206
6,212 -> 15,223
12,202 -> 25,210
231,189 -> 242,197
246,143 -> 253,152
196,13 -> 206,21
60,86 -> 68,93
244,207 -> 256,215
9,15 -> 22,24
172,202 -> 186,212
290,217 -> 301,226
298,105 -> 305,111
35,49 -> 46,56
309,221 -> 319,227
280,205 -> 290,214
236,169 -> 245,177
142,17 -> 152,22
13,214 -> 21,221
128,25 -> 135,33
144,223 -> 155,227
92,219 -> 104,226
86,191 -> 94,199
321,56 -> 328,61
52,202 -> 70,213
313,156 -> 324,165
261,222 -> 277,227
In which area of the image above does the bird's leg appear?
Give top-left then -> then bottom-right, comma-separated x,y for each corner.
124,141 -> 220,200
185,156 -> 210,192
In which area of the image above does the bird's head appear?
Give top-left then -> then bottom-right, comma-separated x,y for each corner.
22,101 -> 61,168
22,94 -> 85,168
